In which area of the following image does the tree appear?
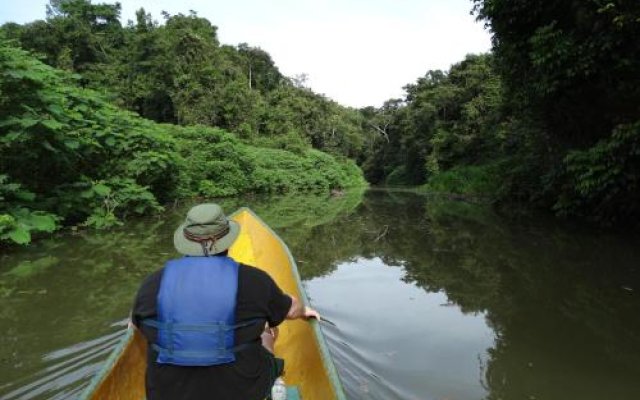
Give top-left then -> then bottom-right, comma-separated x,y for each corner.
472,0 -> 640,148
235,43 -> 284,93
473,0 -> 640,224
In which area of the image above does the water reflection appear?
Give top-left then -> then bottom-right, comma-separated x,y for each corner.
307,258 -> 494,400
1,188 -> 640,400
293,190 -> 640,400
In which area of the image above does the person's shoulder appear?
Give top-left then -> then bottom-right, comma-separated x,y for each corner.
239,262 -> 270,278
132,267 -> 165,318
138,267 -> 164,292
238,262 -> 278,285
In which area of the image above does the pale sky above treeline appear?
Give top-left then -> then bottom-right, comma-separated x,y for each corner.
1,0 -> 492,108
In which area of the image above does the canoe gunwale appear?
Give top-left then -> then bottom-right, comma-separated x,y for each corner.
232,207 -> 347,400
79,327 -> 135,399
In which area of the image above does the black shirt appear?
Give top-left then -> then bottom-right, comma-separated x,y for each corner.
132,259 -> 292,400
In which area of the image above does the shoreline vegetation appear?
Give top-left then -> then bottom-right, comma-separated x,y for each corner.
2,0 -> 639,246
0,42 -> 366,246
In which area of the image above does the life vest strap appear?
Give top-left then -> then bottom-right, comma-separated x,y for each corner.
151,340 -> 261,358
142,317 -> 263,332
142,317 -> 264,360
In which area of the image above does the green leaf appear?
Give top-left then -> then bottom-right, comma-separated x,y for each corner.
41,141 -> 58,153
47,104 -> 64,116
0,119 -> 18,127
6,70 -> 26,79
64,140 -> 80,149
20,118 -> 39,128
0,214 -> 16,230
14,191 -> 36,202
8,227 -> 31,245
105,137 -> 117,147
93,183 -> 111,196
27,214 -> 57,232
0,132 -> 22,144
40,119 -> 64,130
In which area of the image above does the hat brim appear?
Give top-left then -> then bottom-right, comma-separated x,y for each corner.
173,220 -> 240,256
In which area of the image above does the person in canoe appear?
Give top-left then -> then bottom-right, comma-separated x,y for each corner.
130,203 -> 320,400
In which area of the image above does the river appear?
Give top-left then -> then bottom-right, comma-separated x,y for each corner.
1,188 -> 639,399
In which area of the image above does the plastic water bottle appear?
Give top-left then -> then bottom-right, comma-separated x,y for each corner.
271,377 -> 287,400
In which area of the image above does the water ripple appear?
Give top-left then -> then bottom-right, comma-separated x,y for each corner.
1,326 -> 126,400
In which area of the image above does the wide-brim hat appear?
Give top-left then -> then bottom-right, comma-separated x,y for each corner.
173,203 -> 240,256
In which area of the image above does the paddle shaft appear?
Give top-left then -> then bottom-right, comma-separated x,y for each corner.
309,316 -> 336,327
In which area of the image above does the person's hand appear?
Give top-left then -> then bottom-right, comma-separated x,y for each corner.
303,306 -> 321,321
286,295 -> 321,321
268,326 -> 279,340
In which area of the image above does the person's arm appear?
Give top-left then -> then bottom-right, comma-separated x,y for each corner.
259,265 -> 320,325
286,294 -> 321,321
131,269 -> 163,331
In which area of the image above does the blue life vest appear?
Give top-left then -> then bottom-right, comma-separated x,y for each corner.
142,256 -> 258,366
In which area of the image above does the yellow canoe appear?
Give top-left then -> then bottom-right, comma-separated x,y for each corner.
79,208 -> 346,400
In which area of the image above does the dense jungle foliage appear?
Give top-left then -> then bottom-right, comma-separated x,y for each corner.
361,0 -> 640,226
1,0 -> 639,246
0,40 -> 364,245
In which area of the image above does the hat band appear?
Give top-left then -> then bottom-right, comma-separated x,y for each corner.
183,225 -> 230,242
183,225 -> 230,256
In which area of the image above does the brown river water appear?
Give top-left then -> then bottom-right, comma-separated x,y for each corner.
1,188 -> 640,400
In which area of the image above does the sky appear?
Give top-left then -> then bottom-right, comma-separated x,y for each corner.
0,0 -> 493,109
